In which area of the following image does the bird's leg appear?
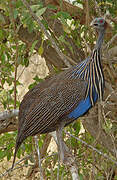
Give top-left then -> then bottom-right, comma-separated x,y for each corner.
50,127 -> 79,180
56,122 -> 73,163
34,136 -> 44,180
56,123 -> 65,162
56,126 -> 79,180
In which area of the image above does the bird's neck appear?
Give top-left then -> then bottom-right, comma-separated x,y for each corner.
95,29 -> 105,50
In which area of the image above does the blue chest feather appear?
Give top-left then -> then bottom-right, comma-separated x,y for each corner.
68,91 -> 98,119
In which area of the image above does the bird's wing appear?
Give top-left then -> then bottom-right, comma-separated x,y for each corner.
19,78 -> 87,138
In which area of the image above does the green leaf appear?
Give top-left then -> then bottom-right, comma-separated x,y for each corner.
30,40 -> 38,54
47,4 -> 57,10
17,148 -> 21,159
38,139 -> 43,148
0,13 -> 5,24
0,29 -> 3,38
0,151 -> 5,159
71,137 -> 77,147
28,82 -> 37,90
57,11 -> 72,19
72,121 -> 81,135
13,9 -> 18,19
27,19 -> 34,33
24,58 -> 29,67
38,46 -> 44,55
15,0 -> 23,8
41,19 -> 48,30
58,35 -> 66,43
7,151 -> 12,161
29,156 -> 34,163
31,5 -> 40,12
36,7 -> 47,17
1,54 -> 5,63
33,75 -> 43,82
33,75 -> 40,82
79,173 -> 84,180
24,159 -> 28,165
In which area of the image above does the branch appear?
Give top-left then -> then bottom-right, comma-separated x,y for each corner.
9,1 -> 19,109
105,82 -> 117,101
64,130 -> 117,166
22,0 -> 71,68
82,104 -> 117,157
0,109 -> 19,120
0,153 -> 57,178
45,0 -> 85,23
104,33 -> 117,49
50,131 -> 79,180
0,109 -> 18,134
1,3 -> 85,68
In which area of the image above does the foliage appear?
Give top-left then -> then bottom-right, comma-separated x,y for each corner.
0,0 -> 117,179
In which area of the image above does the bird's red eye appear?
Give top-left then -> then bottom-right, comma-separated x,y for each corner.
100,19 -> 103,23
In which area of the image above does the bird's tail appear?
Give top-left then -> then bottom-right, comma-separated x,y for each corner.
11,141 -> 22,169
12,131 -> 25,169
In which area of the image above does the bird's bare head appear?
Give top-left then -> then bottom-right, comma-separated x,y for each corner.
90,17 -> 107,31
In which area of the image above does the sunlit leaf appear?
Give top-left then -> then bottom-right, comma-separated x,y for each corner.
30,40 -> 38,54
38,46 -> 44,55
57,11 -> 72,19
13,9 -> 18,19
36,7 -> 47,17
31,5 -> 40,12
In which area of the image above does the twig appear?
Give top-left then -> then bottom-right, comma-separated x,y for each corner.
9,1 -> 19,109
0,153 -> 57,178
94,0 -> 102,16
85,0 -> 90,26
105,82 -> 117,100
104,33 -> 117,50
34,135 -> 44,180
0,109 -> 19,120
21,0 -> 71,68
64,130 -> 117,166
0,155 -> 31,178
57,159 -> 60,180
1,129 -> 117,178
50,131 -> 79,180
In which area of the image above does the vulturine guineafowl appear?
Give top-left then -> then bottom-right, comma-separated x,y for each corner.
12,17 -> 107,168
